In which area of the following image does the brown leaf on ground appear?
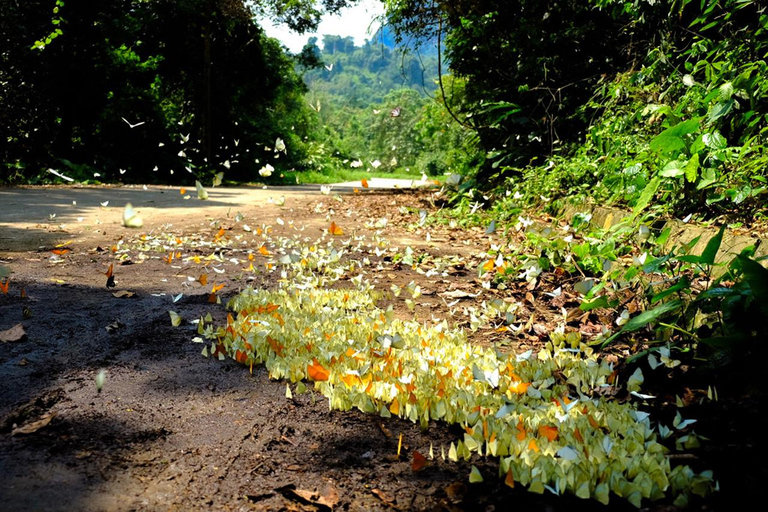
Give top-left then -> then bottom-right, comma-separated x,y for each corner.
317,482 -> 340,509
371,488 -> 396,506
279,484 -> 337,511
11,411 -> 57,436
112,290 -> 136,298
0,323 -> 27,343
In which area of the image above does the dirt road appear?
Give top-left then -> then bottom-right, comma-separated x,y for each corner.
0,185 -> 751,511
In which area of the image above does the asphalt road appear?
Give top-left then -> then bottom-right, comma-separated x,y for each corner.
0,179 -> 436,253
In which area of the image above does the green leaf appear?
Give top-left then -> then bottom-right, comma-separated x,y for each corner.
707,99 -> 734,124
650,119 -> 700,154
655,227 -> 671,246
632,177 -> 660,218
737,255 -> 768,316
684,153 -> 700,183
580,295 -> 610,311
621,300 -> 683,332
651,278 -> 690,303
699,225 -> 725,266
702,131 -> 727,150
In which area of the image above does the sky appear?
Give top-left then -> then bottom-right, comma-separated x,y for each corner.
260,0 -> 385,53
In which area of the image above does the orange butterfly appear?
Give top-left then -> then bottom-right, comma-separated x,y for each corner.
412,451 -> 428,472
180,187 -> 187,195
307,359 -> 330,381
361,178 -> 369,188
105,263 -> 115,288
51,248 -> 71,256
329,222 -> 343,236
198,274 -> 208,286
0,279 -> 9,295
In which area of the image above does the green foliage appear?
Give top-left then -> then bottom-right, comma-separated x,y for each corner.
298,30 -> 481,177
385,0 -> 768,220
1,0 -> 356,184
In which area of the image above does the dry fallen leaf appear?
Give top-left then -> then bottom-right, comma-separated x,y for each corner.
0,323 -> 27,343
12,411 -> 57,436
371,488 -> 395,505
112,290 -> 136,298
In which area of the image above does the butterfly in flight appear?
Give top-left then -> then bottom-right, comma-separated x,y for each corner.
390,107 -> 402,117
122,117 -> 145,129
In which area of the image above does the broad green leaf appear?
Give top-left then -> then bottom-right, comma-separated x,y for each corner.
706,99 -> 734,124
684,153 -> 700,183
621,300 -> 683,332
650,118 -> 700,154
699,225 -> 725,266
702,131 -> 727,150
580,295 -> 610,311
655,227 -> 671,246
632,177 -> 660,218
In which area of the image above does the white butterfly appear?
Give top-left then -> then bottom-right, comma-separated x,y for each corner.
325,63 -> 333,72
46,168 -> 74,182
390,107 -> 401,117
122,117 -> 145,129
122,203 -> 143,228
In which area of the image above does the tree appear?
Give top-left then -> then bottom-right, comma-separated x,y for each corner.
382,0 -> 668,183
1,0 -> 359,183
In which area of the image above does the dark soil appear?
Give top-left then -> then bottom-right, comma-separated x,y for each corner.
0,187 -> 763,511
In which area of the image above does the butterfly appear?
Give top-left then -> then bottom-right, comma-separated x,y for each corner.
46,168 -> 74,182
105,263 -> 115,288
212,172 -> 224,187
122,203 -> 143,228
329,222 -> 344,236
324,63 -> 333,72
196,180 -> 209,200
0,279 -> 9,295
169,311 -> 182,327
390,107 -> 402,117
121,117 -> 145,129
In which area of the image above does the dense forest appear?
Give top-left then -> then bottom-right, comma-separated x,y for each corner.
298,28 -> 479,177
383,0 -> 768,220
1,0 -> 346,184
4,0 -> 766,221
